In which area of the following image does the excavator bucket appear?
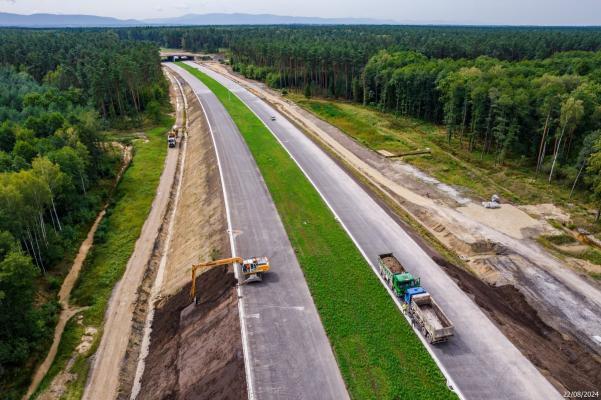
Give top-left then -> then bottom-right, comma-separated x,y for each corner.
241,273 -> 263,284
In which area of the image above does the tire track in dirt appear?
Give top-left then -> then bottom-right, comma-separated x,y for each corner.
114,70 -> 190,398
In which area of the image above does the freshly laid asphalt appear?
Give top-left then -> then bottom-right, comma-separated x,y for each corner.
184,61 -> 562,400
166,63 -> 350,400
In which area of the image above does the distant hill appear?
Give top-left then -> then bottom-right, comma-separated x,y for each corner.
0,12 -> 396,28
143,13 -> 397,25
0,12 -> 141,27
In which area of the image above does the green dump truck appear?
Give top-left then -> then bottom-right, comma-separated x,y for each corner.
378,253 -> 454,344
378,253 -> 420,297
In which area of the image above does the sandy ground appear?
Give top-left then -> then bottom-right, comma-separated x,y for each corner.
203,61 -> 601,392
158,80 -> 229,299
457,202 -> 548,240
134,70 -> 245,400
27,144 -> 132,400
115,70 -> 191,399
82,74 -> 181,400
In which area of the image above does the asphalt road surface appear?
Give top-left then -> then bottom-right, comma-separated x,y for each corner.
165,63 -> 349,400
185,61 -> 562,400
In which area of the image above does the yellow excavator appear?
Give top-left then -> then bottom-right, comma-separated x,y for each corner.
190,256 -> 270,302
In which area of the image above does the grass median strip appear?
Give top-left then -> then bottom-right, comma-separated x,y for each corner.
32,119 -> 173,399
178,62 -> 455,400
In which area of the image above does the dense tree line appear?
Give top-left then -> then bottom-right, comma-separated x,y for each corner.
0,66 -> 117,396
0,30 -> 167,120
362,50 -> 601,196
119,25 -> 601,99
0,30 -> 168,398
117,25 -> 601,212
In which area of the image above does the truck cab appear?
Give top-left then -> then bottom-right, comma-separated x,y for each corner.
404,286 -> 427,305
392,272 -> 420,298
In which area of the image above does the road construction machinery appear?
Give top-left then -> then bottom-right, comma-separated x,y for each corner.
190,256 -> 270,302
378,253 -> 454,344
378,253 -> 420,297
168,125 -> 178,148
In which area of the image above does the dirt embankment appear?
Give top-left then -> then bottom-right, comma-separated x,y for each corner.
133,71 -> 246,400
137,269 -> 246,400
434,255 -> 601,392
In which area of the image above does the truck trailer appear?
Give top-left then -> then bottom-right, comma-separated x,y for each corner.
405,287 -> 454,344
378,253 -> 454,344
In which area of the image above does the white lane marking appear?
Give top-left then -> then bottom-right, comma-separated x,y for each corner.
167,64 -> 256,400
130,71 -> 189,400
194,63 -> 465,399
261,305 -> 305,311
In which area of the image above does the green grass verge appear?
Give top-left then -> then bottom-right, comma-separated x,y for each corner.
31,118 -> 173,399
71,120 -> 172,322
178,62 -> 454,399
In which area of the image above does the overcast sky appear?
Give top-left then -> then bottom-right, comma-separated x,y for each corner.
1,0 -> 600,25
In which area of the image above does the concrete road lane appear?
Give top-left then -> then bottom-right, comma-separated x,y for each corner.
165,63 -> 349,400
189,62 -> 562,400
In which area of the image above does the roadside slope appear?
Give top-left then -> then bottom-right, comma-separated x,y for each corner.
134,70 -> 246,400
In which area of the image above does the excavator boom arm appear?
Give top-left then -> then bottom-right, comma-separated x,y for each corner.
190,257 -> 243,298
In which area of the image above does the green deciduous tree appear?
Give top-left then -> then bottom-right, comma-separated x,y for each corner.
586,136 -> 601,221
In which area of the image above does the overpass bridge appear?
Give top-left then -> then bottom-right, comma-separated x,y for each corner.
160,50 -> 200,62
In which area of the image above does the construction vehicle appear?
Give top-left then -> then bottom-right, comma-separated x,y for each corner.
405,288 -> 454,344
168,125 -> 178,148
190,256 -> 270,302
378,253 -> 420,297
378,253 -> 454,344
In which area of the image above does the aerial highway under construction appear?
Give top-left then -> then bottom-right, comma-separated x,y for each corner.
165,61 -> 562,400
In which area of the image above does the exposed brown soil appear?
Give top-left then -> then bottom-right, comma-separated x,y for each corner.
433,255 -> 601,393
137,268 -> 246,400
381,254 -> 404,274
133,69 -> 246,400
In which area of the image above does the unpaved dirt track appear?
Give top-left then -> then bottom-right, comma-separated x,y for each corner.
82,91 -> 180,400
190,62 -> 562,400
25,144 -> 132,400
166,63 -> 350,400
135,71 -> 246,400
